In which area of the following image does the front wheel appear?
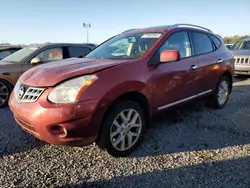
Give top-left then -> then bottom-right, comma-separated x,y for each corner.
97,101 -> 146,157
208,76 -> 231,109
0,79 -> 12,108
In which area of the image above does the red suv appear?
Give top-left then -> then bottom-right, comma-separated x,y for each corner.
9,24 -> 234,157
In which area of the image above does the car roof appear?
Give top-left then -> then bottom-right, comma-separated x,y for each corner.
25,43 -> 97,49
122,25 -> 172,34
122,24 -> 214,35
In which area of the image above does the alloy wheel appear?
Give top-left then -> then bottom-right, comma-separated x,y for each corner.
110,109 -> 142,151
0,82 -> 9,107
217,80 -> 229,105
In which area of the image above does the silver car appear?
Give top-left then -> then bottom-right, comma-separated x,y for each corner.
231,37 -> 250,75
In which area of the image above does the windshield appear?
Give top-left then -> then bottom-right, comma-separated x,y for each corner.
85,32 -> 162,60
230,40 -> 250,50
1,46 -> 38,62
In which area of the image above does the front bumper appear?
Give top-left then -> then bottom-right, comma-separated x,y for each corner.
234,65 -> 250,75
9,89 -> 102,147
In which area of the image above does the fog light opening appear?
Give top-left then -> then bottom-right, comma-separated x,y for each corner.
50,125 -> 67,138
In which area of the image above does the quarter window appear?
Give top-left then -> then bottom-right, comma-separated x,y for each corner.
36,48 -> 63,62
210,35 -> 222,49
191,32 -> 213,55
159,31 -> 192,59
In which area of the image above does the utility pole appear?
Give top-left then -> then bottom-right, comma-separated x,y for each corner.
83,23 -> 91,43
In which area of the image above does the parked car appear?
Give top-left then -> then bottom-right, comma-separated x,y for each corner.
230,37 -> 250,75
0,43 -> 96,108
0,45 -> 23,60
225,43 -> 233,49
9,24 -> 234,157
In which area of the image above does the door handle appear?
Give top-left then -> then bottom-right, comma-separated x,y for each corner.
2,72 -> 10,76
190,65 -> 198,70
217,59 -> 223,63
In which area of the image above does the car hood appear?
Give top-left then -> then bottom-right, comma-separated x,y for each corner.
19,58 -> 129,87
230,50 -> 250,56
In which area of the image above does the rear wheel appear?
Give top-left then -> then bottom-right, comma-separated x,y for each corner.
97,101 -> 146,157
0,79 -> 12,108
208,76 -> 231,109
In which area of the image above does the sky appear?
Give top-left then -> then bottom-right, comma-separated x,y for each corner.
0,0 -> 249,45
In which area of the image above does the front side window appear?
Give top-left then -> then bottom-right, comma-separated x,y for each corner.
231,40 -> 250,50
191,32 -> 213,55
35,47 -> 63,62
85,32 -> 162,60
1,47 -> 38,63
159,31 -> 192,58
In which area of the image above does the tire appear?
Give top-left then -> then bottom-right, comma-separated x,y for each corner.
208,76 -> 231,109
97,101 -> 146,157
0,79 -> 12,108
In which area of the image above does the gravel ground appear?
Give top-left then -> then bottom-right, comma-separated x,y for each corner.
0,77 -> 250,188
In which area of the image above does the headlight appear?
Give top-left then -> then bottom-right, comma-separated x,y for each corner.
48,75 -> 98,104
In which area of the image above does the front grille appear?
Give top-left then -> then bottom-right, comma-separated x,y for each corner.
14,81 -> 45,103
20,87 -> 45,102
234,57 -> 250,64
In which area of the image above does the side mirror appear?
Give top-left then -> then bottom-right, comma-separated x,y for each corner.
31,57 -> 42,65
160,50 -> 180,63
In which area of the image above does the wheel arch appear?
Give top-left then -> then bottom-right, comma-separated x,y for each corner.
0,78 -> 14,89
0,77 -> 14,88
100,91 -> 151,129
221,70 -> 233,93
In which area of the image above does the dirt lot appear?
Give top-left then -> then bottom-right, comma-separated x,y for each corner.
0,77 -> 250,188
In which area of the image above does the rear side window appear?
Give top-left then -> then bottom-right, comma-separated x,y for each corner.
191,32 -> 213,55
68,46 -> 91,58
0,49 -> 20,60
210,35 -> 222,48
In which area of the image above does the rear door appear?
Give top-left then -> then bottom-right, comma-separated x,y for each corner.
153,31 -> 199,110
67,46 -> 92,58
189,31 -> 220,94
21,47 -> 65,73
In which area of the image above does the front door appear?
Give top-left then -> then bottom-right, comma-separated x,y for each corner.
152,31 -> 199,110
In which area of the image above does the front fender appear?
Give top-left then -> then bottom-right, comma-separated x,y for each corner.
98,80 -> 152,108
85,80 -> 153,134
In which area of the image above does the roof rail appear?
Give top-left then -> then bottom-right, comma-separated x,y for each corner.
169,24 -> 213,33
